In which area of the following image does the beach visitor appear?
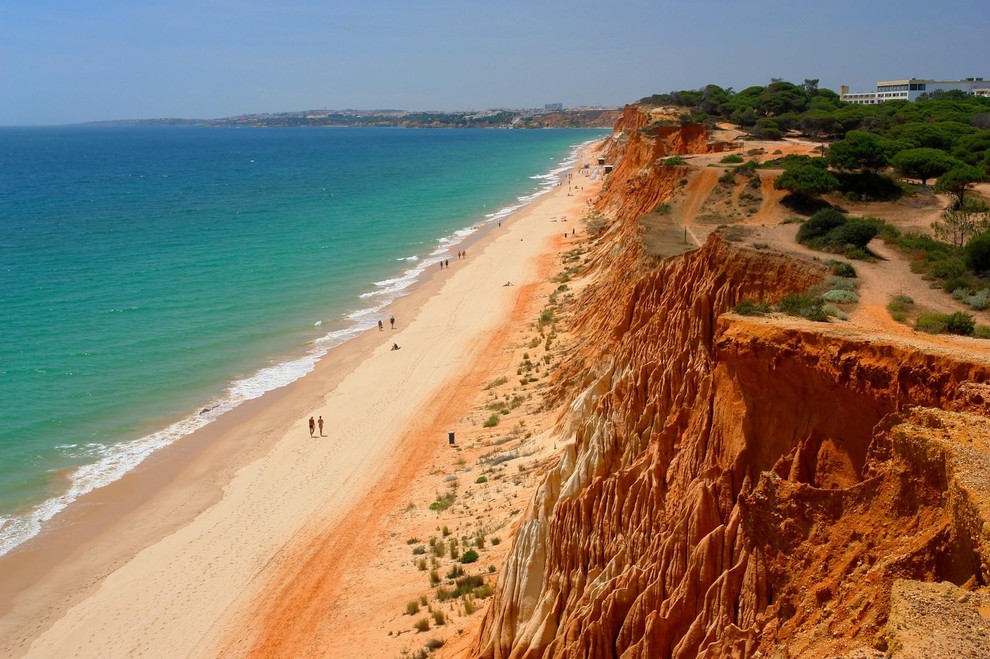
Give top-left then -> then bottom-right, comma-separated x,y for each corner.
444,259 -> 449,268
318,416 -> 325,436
378,320 -> 384,331
308,416 -> 316,437
390,316 -> 395,329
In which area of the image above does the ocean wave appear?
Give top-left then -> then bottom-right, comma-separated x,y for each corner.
0,136 -> 601,558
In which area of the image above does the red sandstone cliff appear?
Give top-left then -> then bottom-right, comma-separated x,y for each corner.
471,111 -> 990,657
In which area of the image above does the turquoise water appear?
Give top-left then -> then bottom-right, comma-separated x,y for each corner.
0,126 -> 606,553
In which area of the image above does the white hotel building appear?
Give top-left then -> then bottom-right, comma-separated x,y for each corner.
840,78 -> 990,105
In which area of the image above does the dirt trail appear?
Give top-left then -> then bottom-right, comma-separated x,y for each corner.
677,168 -> 719,245
673,136 -> 990,358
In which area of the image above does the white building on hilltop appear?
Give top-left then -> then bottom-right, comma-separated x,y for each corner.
840,77 -> 990,105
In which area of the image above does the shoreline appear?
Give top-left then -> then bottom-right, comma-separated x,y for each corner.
0,141 -> 605,656
0,135 -> 601,558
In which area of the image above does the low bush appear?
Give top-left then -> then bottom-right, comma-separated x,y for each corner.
826,276 -> 857,291
720,153 -> 744,163
914,311 -> 975,335
966,232 -> 990,273
915,313 -> 947,334
482,414 -> 500,428
413,617 -> 430,632
797,208 -> 846,243
777,293 -> 828,322
733,299 -> 772,316
406,600 -> 420,615
827,260 -> 857,277
887,295 -> 914,322
460,549 -> 480,564
821,289 -> 859,304
953,287 -> 990,310
661,156 -> 687,166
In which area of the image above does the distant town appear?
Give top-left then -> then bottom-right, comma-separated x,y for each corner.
84,105 -> 621,129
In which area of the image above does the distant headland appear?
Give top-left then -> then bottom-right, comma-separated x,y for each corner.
81,106 -> 622,129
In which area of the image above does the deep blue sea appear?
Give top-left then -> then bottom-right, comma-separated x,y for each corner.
0,125 -> 605,554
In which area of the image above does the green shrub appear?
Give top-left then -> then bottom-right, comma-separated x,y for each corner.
915,313 -> 947,334
720,153 -> 744,163
953,287 -> 990,310
733,299 -> 772,316
821,289 -> 858,304
662,156 -> 687,166
475,475 -> 488,484
830,218 -> 879,249
826,276 -> 857,291
655,203 -> 672,215
482,414 -> 500,428
887,295 -> 915,321
778,293 -> 828,322
945,311 -> 976,336
718,171 -> 736,185
797,208 -> 846,243
966,232 -> 990,273
822,304 -> 848,320
975,325 -> 990,339
460,549 -> 480,564
827,260 -> 857,277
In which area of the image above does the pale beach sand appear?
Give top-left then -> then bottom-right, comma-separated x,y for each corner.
0,142 -> 605,657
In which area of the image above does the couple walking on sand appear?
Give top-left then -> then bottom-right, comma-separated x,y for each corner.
309,415 -> 324,437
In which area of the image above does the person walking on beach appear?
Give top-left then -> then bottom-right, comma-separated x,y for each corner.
378,320 -> 384,331
318,416 -> 325,436
308,416 -> 316,438
390,316 -> 395,329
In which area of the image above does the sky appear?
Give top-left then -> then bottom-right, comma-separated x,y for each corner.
1,0 -> 988,125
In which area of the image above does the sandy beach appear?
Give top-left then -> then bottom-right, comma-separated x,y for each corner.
0,142 -> 604,657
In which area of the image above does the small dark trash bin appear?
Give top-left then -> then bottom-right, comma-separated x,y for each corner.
448,431 -> 455,445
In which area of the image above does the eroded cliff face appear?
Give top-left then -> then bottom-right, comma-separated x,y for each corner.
472,113 -> 990,658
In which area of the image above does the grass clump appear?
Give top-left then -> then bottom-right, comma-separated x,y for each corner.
887,295 -> 915,322
406,600 -> 420,615
777,292 -> 828,322
484,376 -> 508,390
429,569 -> 441,586
482,413 -> 500,428
431,611 -> 446,626
429,491 -> 456,512
413,617 -> 430,632
796,208 -> 884,259
827,260 -> 857,277
733,299 -> 772,316
720,153 -> 744,164
915,311 -> 976,336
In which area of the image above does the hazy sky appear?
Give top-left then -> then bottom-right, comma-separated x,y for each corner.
2,0 -> 987,125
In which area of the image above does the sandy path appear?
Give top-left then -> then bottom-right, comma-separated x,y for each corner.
12,147 -> 603,658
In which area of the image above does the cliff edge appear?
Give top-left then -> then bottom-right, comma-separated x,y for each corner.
471,110 -> 990,658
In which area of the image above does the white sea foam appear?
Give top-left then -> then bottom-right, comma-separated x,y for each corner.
0,136 -> 601,558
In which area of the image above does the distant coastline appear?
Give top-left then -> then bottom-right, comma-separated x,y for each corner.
78,107 -> 621,129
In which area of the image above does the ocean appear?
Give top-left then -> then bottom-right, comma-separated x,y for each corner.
0,125 -> 606,555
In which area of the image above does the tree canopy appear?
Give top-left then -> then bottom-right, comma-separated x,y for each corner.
891,148 -> 961,185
